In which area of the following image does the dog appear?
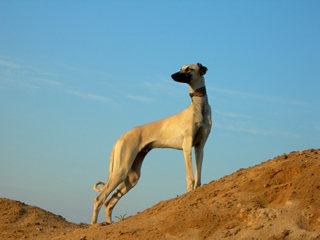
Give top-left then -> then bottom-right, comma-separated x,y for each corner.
91,63 -> 211,224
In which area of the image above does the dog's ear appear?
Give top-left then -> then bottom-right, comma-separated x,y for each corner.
197,63 -> 208,76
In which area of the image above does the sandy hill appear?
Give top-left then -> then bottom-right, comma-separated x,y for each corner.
1,149 -> 320,239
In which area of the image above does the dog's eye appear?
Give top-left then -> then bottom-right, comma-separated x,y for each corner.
185,67 -> 194,72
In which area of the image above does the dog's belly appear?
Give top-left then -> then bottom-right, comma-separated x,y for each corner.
142,138 -> 183,151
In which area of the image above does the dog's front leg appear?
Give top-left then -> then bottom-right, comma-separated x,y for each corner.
194,143 -> 204,188
182,137 -> 195,191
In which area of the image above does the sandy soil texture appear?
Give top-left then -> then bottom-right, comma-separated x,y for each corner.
1,149 -> 320,239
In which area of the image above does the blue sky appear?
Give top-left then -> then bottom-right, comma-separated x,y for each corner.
0,1 -> 319,224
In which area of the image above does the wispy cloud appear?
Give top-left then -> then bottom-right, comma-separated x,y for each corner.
66,90 -> 113,104
212,87 -> 306,106
143,81 -> 166,90
214,110 -> 252,119
31,77 -> 62,86
0,58 -> 60,87
142,75 -> 184,97
0,59 -> 56,77
0,77 -> 40,91
0,59 -> 21,69
212,121 -> 300,139
0,58 -> 120,106
124,94 -> 154,103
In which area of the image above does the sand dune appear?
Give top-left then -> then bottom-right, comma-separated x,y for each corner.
1,149 -> 319,239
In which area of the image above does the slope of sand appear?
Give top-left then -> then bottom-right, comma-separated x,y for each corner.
1,149 -> 320,239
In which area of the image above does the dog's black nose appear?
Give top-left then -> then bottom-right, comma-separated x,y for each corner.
171,73 -> 180,82
172,72 -> 191,83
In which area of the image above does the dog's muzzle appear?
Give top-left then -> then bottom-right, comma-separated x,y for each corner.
171,72 -> 192,83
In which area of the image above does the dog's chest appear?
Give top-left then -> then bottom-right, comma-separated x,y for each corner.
193,104 -> 212,141
193,103 -> 210,125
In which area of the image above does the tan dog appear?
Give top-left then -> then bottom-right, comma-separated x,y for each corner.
91,63 -> 212,224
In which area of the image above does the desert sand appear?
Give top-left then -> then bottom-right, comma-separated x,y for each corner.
1,149 -> 319,239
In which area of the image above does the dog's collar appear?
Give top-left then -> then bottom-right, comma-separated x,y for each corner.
190,86 -> 207,98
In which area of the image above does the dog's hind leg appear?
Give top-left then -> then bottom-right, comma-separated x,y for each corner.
91,165 -> 131,224
104,151 -> 146,223
91,176 -> 121,224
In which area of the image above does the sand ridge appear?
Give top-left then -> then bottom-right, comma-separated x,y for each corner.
1,149 -> 319,239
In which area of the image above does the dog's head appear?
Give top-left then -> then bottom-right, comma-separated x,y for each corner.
171,63 -> 208,83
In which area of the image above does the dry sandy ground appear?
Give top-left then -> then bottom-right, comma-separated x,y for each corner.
1,149 -> 320,239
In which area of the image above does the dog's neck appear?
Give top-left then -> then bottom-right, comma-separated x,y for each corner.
187,78 -> 209,115
188,86 -> 209,124
188,76 -> 206,98
189,86 -> 207,98
189,85 -> 209,110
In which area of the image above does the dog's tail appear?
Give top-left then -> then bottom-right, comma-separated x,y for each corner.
93,144 -> 117,193
93,181 -> 105,192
